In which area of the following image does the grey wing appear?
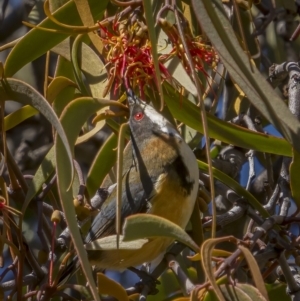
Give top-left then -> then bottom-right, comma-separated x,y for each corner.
84,166 -> 151,244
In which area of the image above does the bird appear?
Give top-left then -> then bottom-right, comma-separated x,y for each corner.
60,89 -> 199,279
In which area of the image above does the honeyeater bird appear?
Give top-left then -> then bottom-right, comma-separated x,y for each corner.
61,89 -> 199,278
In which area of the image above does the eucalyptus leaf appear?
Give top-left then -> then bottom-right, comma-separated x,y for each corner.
85,235 -> 148,250
52,38 -> 108,98
4,105 -> 38,131
4,0 -> 108,77
203,284 -> 252,301
0,78 -> 73,187
201,236 -> 238,301
55,97 -> 127,301
164,82 -> 292,157
191,0 -> 300,153
123,214 -> 199,252
97,273 -> 129,301
86,133 -> 118,197
23,147 -> 55,213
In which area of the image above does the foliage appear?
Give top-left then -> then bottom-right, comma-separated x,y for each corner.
1,0 -> 300,300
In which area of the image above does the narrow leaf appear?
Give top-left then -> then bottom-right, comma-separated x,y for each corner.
238,245 -> 269,301
55,97 -> 126,301
4,105 -> 38,131
191,0 -> 300,153
123,214 -> 199,252
86,133 -> 118,197
188,249 -> 232,261
236,283 -> 268,301
85,235 -> 148,251
290,148 -> 300,209
204,284 -> 252,301
201,236 -> 238,301
0,78 -> 73,185
22,147 -> 55,213
142,0 -> 164,109
97,273 -> 129,301
164,82 -> 292,157
47,76 -> 77,103
197,160 -> 269,218
4,0 -> 108,77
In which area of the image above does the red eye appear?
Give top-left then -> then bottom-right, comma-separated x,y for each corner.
134,112 -> 144,121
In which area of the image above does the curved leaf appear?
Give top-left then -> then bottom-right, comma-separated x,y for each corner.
123,214 -> 199,252
74,0 -> 104,54
266,283 -> 289,301
201,236 -> 238,301
4,0 -> 108,77
47,76 -> 77,103
203,284 -> 252,301
0,78 -> 73,184
238,245 -> 269,300
86,132 -> 118,196
143,0 -> 163,109
191,0 -> 300,153
75,120 -> 106,145
85,235 -> 148,251
4,105 -> 38,131
188,249 -> 232,261
52,39 -> 108,98
71,34 -> 91,96
197,160 -> 269,218
164,82 -> 292,157
97,273 -> 129,301
55,97 -> 127,301
22,147 -> 55,213
53,56 -> 77,116
290,149 -> 300,209
236,283 -> 267,301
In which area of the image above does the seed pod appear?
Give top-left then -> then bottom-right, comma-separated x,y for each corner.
51,210 -> 61,223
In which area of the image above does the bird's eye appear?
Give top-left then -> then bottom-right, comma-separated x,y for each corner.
134,112 -> 144,121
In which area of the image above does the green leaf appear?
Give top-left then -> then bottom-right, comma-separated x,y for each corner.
290,149 -> 300,209
22,147 -> 55,213
201,236 -> 238,301
0,78 -> 73,186
123,214 -> 199,252
75,119 -> 106,145
191,0 -> 300,153
147,270 -> 182,301
4,0 -> 108,77
163,82 -> 292,157
4,105 -> 38,131
197,160 -> 270,218
59,284 -> 92,299
97,273 -> 129,301
55,97 -> 126,301
265,283 -> 289,301
86,133 -> 118,197
236,284 -> 268,301
203,284 -> 252,301
52,39 -> 108,98
71,34 -> 91,96
53,56 -> 77,116
47,76 -> 77,103
142,0 -> 164,109
85,235 -> 148,250
238,245 -> 269,300
74,0 -> 105,54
